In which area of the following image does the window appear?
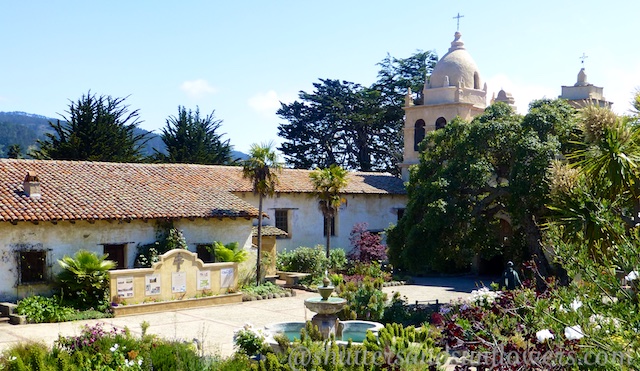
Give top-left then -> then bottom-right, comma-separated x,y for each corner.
414,119 -> 426,151
197,244 -> 215,263
274,209 -> 290,238
397,208 -> 405,221
435,117 -> 447,130
19,250 -> 47,284
323,216 -> 336,237
103,244 -> 126,269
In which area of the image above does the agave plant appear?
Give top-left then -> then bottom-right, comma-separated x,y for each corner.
57,250 -> 115,311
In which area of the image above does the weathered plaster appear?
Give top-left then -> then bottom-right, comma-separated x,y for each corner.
236,192 -> 407,253
0,217 -> 252,301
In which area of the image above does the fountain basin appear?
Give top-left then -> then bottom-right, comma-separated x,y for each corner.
265,320 -> 383,344
265,321 -> 306,342
303,296 -> 346,314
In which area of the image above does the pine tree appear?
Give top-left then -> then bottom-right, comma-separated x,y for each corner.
32,92 -> 148,162
157,106 -> 232,164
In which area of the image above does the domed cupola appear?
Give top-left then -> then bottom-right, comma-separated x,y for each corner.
429,32 -> 482,90
400,29 -> 488,182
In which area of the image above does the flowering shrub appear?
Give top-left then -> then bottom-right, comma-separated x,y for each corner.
468,286 -> 501,307
347,222 -> 388,263
233,323 -> 267,356
431,264 -> 640,369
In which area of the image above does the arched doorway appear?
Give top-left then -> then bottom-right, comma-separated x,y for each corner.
414,119 -> 425,151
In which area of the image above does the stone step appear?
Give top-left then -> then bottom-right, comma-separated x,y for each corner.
0,316 -> 10,325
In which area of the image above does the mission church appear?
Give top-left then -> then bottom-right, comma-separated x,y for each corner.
397,28 -> 612,273
0,27 -> 614,301
399,30 -> 611,181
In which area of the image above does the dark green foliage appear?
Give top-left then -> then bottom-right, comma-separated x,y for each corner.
374,50 -> 438,107
337,277 -> 387,321
381,292 -> 434,327
277,246 -> 325,275
31,92 -> 148,162
277,51 -> 437,175
134,225 -> 188,267
149,341 -> 207,371
388,100 -> 577,276
327,247 -> 347,272
278,79 -> 399,173
15,295 -> 76,323
7,144 -> 22,158
56,250 -> 115,311
156,106 -> 234,164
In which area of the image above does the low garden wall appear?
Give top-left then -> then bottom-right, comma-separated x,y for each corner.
108,249 -> 240,316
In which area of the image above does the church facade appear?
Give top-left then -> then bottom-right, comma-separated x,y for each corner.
399,31 -> 488,181
400,31 -> 611,181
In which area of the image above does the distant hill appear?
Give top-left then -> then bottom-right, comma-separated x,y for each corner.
0,111 -> 246,161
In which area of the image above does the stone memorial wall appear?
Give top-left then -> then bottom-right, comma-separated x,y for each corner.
108,249 -> 238,305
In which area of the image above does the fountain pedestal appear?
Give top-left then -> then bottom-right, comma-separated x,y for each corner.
303,276 -> 346,339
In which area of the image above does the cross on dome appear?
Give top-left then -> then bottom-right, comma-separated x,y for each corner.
453,12 -> 464,31
580,52 -> 588,67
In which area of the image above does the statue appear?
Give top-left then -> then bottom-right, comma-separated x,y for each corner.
502,261 -> 522,290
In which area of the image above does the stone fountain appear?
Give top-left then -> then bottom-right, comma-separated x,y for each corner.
303,275 -> 347,339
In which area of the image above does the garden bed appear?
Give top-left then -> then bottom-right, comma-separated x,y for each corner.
111,292 -> 242,316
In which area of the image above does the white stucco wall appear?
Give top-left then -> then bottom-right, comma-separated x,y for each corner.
0,218 -> 252,301
235,192 -> 407,253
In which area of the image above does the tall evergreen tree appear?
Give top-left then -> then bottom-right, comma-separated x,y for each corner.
276,51 -> 437,175
32,92 -> 148,162
157,106 -> 233,164
277,79 -> 398,173
7,144 -> 22,159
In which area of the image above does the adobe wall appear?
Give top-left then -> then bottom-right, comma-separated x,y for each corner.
0,217 -> 252,302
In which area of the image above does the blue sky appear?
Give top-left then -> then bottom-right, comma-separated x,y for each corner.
1,1 -> 638,154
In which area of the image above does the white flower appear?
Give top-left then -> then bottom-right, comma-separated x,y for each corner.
589,314 -> 620,330
625,271 -> 639,281
138,359 -> 143,366
564,325 -> 584,340
469,287 -> 501,306
536,329 -> 554,343
570,298 -> 583,311
109,344 -> 119,352
9,356 -> 17,361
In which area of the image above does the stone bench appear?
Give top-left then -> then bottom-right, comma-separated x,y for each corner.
264,275 -> 279,284
277,272 -> 311,286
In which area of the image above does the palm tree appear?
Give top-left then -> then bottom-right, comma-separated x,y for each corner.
569,105 -> 640,223
242,142 -> 281,285
309,164 -> 349,259
57,250 -> 116,310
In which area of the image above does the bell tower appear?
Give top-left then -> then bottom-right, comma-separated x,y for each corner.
400,31 -> 487,181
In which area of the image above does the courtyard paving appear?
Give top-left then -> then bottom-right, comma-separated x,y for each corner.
0,275 -> 495,360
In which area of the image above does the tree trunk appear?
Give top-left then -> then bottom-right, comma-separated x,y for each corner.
256,195 -> 263,286
522,213 -> 571,286
325,213 -> 331,260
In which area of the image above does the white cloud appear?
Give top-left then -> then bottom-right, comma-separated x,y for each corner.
247,90 -> 295,117
180,79 -> 217,99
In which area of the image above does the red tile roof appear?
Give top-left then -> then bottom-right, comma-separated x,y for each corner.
251,226 -> 288,237
214,166 -> 407,195
0,160 -> 405,223
0,159 -> 259,223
